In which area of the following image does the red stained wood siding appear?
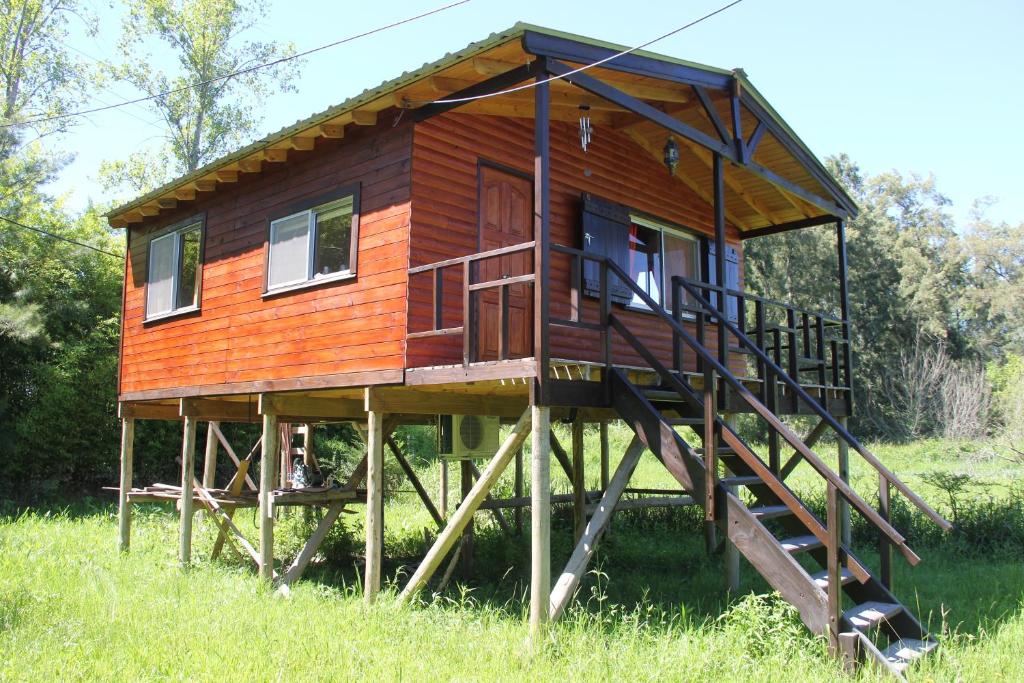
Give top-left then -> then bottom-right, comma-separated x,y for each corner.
118,120 -> 413,399
407,112 -> 746,375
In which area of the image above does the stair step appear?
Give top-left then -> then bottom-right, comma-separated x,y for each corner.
880,638 -> 939,672
720,475 -> 762,488
664,417 -> 704,426
643,389 -> 687,402
809,567 -> 855,590
748,504 -> 792,520
780,534 -> 823,554
843,601 -> 904,630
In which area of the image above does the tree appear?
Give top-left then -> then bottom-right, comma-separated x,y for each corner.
100,0 -> 299,196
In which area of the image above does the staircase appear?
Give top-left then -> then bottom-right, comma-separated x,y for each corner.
598,260 -> 950,677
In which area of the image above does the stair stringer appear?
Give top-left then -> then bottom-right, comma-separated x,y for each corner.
611,370 -> 829,634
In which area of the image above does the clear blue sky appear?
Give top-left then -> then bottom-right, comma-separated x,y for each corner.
48,0 -> 1024,227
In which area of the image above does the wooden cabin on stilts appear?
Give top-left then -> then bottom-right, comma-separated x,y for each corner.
107,24 -> 951,675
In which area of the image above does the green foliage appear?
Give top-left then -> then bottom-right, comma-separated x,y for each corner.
100,0 -> 300,196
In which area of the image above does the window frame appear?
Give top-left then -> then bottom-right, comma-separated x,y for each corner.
624,213 -> 701,318
143,214 -> 205,323
263,183 -> 361,297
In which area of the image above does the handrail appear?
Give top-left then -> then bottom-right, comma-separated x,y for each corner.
676,275 -> 846,326
407,240 -> 537,275
603,258 -> 921,558
676,277 -> 952,532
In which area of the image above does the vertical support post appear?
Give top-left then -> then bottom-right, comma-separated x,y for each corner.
599,421 -> 610,491
878,473 -> 892,589
303,423 -> 315,468
259,410 -> 279,581
438,459 -> 448,520
837,416 -> 852,547
713,152 -> 728,374
571,416 -> 585,542
533,60 -> 551,404
530,404 -> 551,640
179,415 -> 198,567
703,367 -> 718,554
827,482 -> 842,653
459,459 -> 474,576
365,409 -> 384,602
600,260 -> 611,372
836,220 -> 854,415
117,417 -> 135,552
514,446 -> 524,535
203,421 -> 219,489
723,414 -> 739,592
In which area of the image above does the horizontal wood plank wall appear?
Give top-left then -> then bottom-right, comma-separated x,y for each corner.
407,112 -> 745,376
119,120 -> 413,399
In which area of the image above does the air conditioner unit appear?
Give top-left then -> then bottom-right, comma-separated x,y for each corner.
437,414 -> 500,460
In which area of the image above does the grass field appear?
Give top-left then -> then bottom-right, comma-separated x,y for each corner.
2,426 -> 1022,681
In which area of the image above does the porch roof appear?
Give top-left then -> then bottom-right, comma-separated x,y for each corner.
107,22 -> 857,233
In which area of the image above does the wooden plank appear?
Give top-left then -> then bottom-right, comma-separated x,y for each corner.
364,409 -> 384,603
398,410 -> 531,602
119,402 -> 181,421
259,411 -> 279,580
529,404 -> 551,640
210,445 -> 254,560
179,416 -> 198,566
550,436 -> 643,620
203,421 -> 218,488
548,431 -> 576,482
352,110 -> 377,126
387,436 -> 443,528
467,462 -> 513,535
117,418 -> 135,552
366,386 -> 528,417
211,424 -> 258,491
260,394 -> 364,421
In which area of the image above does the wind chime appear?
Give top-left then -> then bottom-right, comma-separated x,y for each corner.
578,104 -> 592,152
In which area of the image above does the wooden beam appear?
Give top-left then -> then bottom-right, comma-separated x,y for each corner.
179,416 -> 198,566
288,136 -> 315,150
262,149 -> 287,163
679,137 -> 789,224
352,109 -> 377,126
467,461 -> 514,535
415,61 -> 541,121
156,197 -> 177,209
259,394 -> 364,421
398,410 -> 531,602
473,56 -> 516,75
318,123 -> 345,138
549,436 -> 643,620
194,178 -> 217,192
117,418 -> 135,552
364,409 -> 384,603
181,397 -> 257,422
203,421 -> 218,488
173,187 -> 196,201
238,157 -> 262,173
108,216 -> 128,229
119,402 -> 181,421
123,210 -> 144,224
215,170 -> 238,183
210,443 -> 255,560
387,436 -> 443,528
259,410 -> 279,580
139,204 -> 159,217
599,421 -> 610,490
211,423 -> 258,491
530,405 -> 551,640
365,387 -> 527,417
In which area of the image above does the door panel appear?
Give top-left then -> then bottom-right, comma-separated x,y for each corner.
477,166 -> 533,361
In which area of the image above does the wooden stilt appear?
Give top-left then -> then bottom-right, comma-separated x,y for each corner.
179,416 -> 198,567
259,410 -> 279,581
572,416 -> 586,542
303,423 -> 316,469
530,404 -> 551,639
439,459 -> 448,520
514,446 -> 524,535
203,421 -> 219,489
723,414 -> 740,592
365,409 -> 385,603
837,416 -> 851,547
459,459 -> 474,576
387,436 -> 443,528
397,410 -> 531,602
599,421 -> 610,491
550,436 -> 643,620
117,417 -> 135,552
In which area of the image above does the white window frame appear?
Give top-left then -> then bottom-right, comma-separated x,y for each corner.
626,214 -> 700,318
265,192 -> 358,295
144,217 -> 203,322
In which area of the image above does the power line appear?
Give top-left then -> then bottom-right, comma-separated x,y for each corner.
416,0 -> 746,106
0,215 -> 122,258
1,0 -> 473,130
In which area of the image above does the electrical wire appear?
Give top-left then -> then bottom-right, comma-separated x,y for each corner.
0,0 -> 473,130
0,215 -> 122,258
414,0 -> 746,107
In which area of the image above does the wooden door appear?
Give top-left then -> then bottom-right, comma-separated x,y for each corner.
477,166 -> 533,361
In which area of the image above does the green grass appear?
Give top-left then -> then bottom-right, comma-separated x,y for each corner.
1,430 -> 1022,682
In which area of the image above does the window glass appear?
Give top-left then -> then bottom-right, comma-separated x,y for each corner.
147,233 -> 176,316
268,212 -> 311,289
177,227 -> 201,308
663,231 -> 699,305
313,196 -> 353,277
627,222 -> 662,308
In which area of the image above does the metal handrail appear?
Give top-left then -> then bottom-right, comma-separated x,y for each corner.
675,276 -> 952,532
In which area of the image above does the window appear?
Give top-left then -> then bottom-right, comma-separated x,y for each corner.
266,188 -> 359,293
146,217 -> 203,321
625,215 -> 700,311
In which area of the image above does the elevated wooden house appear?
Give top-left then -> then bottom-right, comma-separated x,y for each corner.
108,24 -> 951,674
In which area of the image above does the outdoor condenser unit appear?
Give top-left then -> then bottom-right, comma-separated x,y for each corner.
437,414 -> 500,460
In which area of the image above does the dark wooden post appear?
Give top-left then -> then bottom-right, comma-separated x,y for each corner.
117,417 -> 135,552
836,220 -> 854,414
533,60 -> 551,404
713,152 -> 728,376
826,482 -> 842,653
460,459 -> 474,576
879,473 -> 892,589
